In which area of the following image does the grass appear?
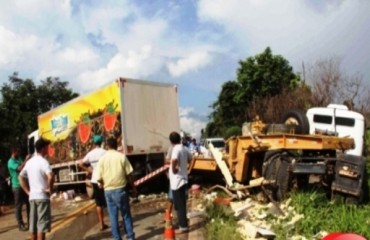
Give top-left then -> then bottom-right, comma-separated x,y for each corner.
287,190 -> 370,238
204,200 -> 244,240
270,158 -> 370,239
205,159 -> 370,240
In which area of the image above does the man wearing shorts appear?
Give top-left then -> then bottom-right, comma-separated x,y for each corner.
79,135 -> 108,231
19,138 -> 54,240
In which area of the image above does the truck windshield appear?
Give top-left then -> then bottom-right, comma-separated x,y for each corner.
212,140 -> 225,148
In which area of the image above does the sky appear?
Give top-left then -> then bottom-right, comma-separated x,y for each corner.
0,0 -> 369,139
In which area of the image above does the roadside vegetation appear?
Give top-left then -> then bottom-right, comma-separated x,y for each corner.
205,161 -> 370,240
205,200 -> 243,240
274,157 -> 370,239
270,189 -> 370,239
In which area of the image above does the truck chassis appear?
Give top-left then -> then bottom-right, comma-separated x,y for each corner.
190,133 -> 368,204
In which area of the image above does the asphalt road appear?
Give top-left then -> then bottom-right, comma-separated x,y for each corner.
0,194 -> 93,240
49,196 -> 206,240
0,189 -> 206,240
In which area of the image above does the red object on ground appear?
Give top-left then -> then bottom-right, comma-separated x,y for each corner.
213,197 -> 231,206
322,233 -> 367,240
164,209 -> 175,240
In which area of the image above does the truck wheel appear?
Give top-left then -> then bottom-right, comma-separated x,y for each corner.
279,109 -> 310,135
276,159 -> 293,201
263,151 -> 293,201
262,151 -> 281,200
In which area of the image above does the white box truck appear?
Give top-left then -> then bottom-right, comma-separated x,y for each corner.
28,78 -> 180,196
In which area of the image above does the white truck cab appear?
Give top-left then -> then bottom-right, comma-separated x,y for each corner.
200,137 -> 225,158
306,104 -> 365,156
202,138 -> 226,150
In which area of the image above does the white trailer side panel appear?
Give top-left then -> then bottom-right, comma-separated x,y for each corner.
121,80 -> 180,154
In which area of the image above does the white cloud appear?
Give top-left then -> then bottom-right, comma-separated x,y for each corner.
0,0 -> 369,118
57,47 -> 98,64
167,51 -> 212,77
0,26 -> 38,65
77,45 -> 163,91
79,1 -> 133,37
179,107 -> 207,140
197,0 -> 370,73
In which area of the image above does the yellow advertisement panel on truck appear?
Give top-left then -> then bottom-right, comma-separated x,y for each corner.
28,78 -> 180,194
38,81 -> 121,142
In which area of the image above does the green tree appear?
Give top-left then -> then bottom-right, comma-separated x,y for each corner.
236,47 -> 300,106
210,81 -> 244,136
0,73 -> 38,153
37,77 -> 78,114
208,47 -> 300,136
0,73 -> 78,160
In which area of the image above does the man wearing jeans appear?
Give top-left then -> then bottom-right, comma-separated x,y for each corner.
168,131 -> 192,234
97,137 -> 137,240
7,147 -> 30,231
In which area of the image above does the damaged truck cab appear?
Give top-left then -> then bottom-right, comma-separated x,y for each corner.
192,104 -> 368,204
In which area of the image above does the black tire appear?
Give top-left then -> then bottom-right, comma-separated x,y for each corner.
279,109 -> 310,134
276,160 -> 292,201
263,151 -> 292,201
262,151 -> 281,200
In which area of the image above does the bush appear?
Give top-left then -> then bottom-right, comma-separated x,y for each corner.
224,126 -> 242,139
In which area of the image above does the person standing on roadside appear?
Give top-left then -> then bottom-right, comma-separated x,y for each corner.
97,137 -> 137,240
168,131 -> 192,234
0,160 -> 10,216
7,147 -> 30,231
79,135 -> 108,231
19,138 -> 54,240
189,138 -> 200,155
165,146 -> 174,215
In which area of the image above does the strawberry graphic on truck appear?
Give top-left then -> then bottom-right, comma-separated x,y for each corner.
104,102 -> 118,132
78,113 -> 91,144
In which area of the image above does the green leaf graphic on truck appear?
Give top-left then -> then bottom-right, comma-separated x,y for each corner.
103,102 -> 118,131
78,113 -> 91,144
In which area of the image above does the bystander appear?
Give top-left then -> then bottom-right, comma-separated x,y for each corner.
7,147 -> 30,231
97,137 -> 137,240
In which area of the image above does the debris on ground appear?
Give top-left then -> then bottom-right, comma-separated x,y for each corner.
199,182 -> 313,240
